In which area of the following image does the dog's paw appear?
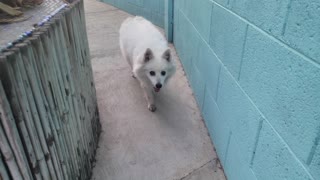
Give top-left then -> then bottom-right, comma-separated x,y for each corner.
131,72 -> 136,79
148,104 -> 157,112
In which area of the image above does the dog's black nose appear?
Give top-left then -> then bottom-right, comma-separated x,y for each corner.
156,83 -> 162,89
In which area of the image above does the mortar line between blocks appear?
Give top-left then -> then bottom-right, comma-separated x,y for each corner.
179,3 -> 318,146
201,84 -> 206,111
178,9 -> 227,103
264,121 -> 316,180
223,132 -> 232,165
177,4 -> 318,180
178,6 -> 316,178
237,24 -> 248,81
306,127 -> 320,165
179,9 -> 223,67
219,65 -> 315,178
281,0 -> 292,36
208,3 -> 215,45
250,119 -> 263,167
215,65 -> 221,102
209,0 -> 320,68
171,0 -> 175,39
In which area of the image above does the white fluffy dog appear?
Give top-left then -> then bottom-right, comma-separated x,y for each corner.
119,16 -> 176,112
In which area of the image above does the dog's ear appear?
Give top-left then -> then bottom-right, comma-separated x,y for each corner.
144,48 -> 153,62
162,49 -> 171,62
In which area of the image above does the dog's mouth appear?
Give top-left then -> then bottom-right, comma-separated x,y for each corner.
154,87 -> 161,92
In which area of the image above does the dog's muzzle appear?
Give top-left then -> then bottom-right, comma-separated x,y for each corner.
154,83 -> 162,92
154,87 -> 160,92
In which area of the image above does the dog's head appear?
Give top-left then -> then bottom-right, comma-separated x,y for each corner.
142,48 -> 176,92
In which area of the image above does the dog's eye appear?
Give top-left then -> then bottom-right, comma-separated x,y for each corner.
150,71 -> 155,76
161,71 -> 166,76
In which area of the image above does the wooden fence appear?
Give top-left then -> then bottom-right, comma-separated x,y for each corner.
0,0 -> 100,179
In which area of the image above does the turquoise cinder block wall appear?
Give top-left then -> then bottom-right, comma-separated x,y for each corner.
100,0 -> 164,27
173,0 -> 320,179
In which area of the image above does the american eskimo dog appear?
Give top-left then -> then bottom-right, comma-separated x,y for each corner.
119,16 -> 176,112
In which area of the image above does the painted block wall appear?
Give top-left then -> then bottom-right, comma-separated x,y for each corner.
100,0 -> 164,27
173,0 -> 320,179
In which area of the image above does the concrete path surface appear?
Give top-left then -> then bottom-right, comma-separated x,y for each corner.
84,0 -> 226,179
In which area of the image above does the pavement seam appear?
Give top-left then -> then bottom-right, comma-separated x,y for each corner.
178,158 -> 214,180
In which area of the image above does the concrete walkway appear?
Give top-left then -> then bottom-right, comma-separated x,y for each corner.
84,0 -> 226,179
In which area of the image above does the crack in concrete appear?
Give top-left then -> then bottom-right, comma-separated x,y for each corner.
178,159 -> 214,180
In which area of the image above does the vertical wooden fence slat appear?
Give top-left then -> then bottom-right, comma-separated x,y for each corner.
0,77 -> 32,180
0,55 -> 42,180
17,47 -> 58,179
0,152 -> 10,180
30,34 -> 74,179
0,116 -> 22,180
19,42 -> 64,180
0,0 -> 100,179
38,25 -> 81,179
51,16 -> 90,176
29,35 -> 69,179
4,51 -> 51,179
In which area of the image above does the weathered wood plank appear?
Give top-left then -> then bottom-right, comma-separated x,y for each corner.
0,0 -> 100,179
0,78 -> 32,179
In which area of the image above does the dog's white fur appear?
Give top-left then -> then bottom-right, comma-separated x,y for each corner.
119,16 -> 176,112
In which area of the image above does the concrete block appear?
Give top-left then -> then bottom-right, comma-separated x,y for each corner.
173,9 -> 193,77
195,38 -> 221,101
145,0 -> 160,14
202,90 -> 230,167
101,0 -> 114,5
159,0 -> 164,14
309,143 -> 320,179
165,0 -> 173,42
114,1 -> 133,13
180,0 -> 213,42
102,0 -> 164,27
217,66 -> 262,164
174,0 -> 183,10
128,0 -> 143,7
284,0 -> 320,63
150,12 -> 164,28
209,3 -> 247,79
173,3 -> 181,54
173,11 -> 189,74
239,26 -> 320,163
189,65 -> 206,110
252,122 -> 313,180
224,136 -> 257,180
174,10 -> 201,76
212,0 -> 229,7
230,0 -> 290,36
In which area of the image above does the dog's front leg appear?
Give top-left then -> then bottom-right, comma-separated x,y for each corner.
141,83 -> 156,112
